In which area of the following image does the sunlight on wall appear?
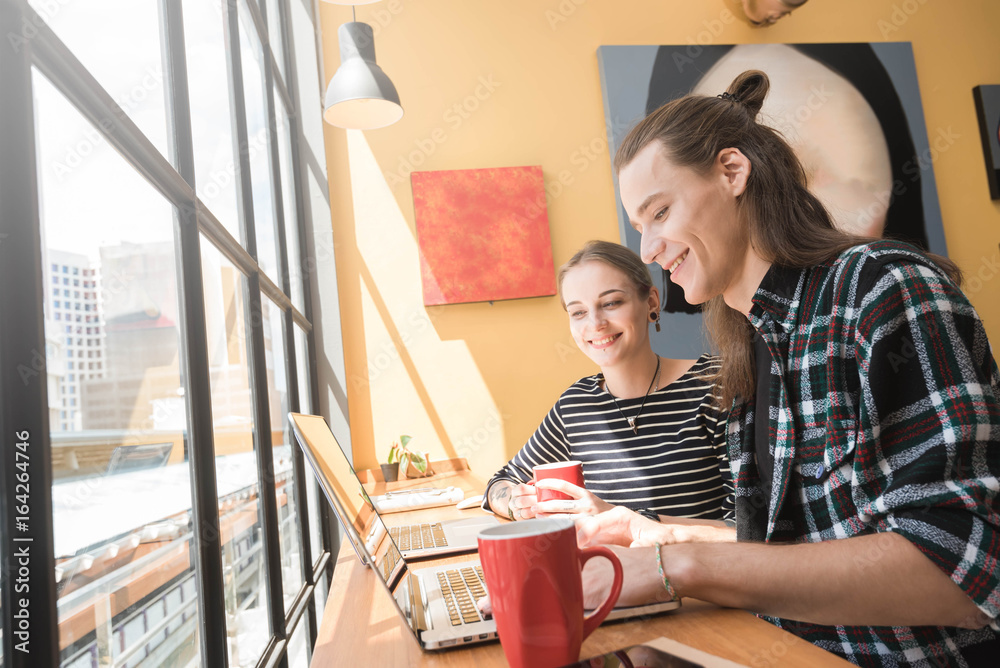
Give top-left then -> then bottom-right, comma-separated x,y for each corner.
345,130 -> 507,474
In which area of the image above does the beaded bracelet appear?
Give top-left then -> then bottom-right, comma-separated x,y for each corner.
654,542 -> 678,601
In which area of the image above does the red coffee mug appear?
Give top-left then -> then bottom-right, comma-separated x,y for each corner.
533,460 -> 584,502
478,517 -> 623,668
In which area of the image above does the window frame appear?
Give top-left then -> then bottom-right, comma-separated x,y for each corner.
0,1 -> 336,666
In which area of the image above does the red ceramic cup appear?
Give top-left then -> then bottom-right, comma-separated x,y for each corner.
477,517 -> 623,668
533,460 -> 585,502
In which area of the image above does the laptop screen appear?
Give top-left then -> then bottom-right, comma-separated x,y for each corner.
288,413 -> 420,626
288,413 -> 404,577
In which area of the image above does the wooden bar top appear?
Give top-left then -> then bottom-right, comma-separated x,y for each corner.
310,465 -> 851,667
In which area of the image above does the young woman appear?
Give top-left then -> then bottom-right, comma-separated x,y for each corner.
578,70 -> 1000,666
482,240 -> 734,533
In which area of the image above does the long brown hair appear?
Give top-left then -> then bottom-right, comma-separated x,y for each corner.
557,240 -> 653,309
614,70 -> 961,406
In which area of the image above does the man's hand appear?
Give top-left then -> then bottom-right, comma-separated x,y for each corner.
576,506 -> 737,547
534,479 -> 613,517
581,544 -> 673,609
576,506 -> 676,548
477,544 -> 672,614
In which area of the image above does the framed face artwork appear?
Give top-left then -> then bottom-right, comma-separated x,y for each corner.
598,42 -> 948,358
973,85 -> 1000,200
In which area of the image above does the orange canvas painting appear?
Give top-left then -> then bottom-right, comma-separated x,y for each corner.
411,166 -> 556,306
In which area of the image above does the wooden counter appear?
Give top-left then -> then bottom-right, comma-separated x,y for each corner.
310,465 -> 851,667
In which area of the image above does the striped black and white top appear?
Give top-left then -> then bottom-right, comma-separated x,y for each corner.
486,355 -> 734,521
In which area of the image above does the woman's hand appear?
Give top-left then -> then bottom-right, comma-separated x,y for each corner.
533,479 -> 613,517
507,482 -> 539,521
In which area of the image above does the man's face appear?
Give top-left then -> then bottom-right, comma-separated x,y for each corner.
741,0 -> 806,25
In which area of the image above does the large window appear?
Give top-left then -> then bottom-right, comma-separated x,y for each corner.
0,1 -> 336,666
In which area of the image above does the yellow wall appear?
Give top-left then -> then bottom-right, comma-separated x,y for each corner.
317,0 -> 1000,474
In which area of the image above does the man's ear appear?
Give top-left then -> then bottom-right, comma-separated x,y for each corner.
717,147 -> 751,197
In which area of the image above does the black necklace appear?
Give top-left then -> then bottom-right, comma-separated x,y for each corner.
607,356 -> 661,435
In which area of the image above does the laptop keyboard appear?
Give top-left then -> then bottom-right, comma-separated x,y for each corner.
389,523 -> 448,551
380,543 -> 401,582
437,566 -> 487,626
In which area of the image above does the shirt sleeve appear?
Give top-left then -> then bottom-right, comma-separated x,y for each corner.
480,399 -> 572,512
853,260 -> 1000,621
709,398 -> 736,524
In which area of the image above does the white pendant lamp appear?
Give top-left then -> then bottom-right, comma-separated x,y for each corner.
323,19 -> 403,130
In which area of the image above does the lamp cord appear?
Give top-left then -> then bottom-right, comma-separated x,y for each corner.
352,6 -> 356,21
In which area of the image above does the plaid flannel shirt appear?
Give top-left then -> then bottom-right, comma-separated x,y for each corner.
729,241 -> 1000,667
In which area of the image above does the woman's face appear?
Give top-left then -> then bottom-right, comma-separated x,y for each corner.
618,143 -> 749,307
561,261 -> 658,369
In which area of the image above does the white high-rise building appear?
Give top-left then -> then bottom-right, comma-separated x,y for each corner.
44,248 -> 105,432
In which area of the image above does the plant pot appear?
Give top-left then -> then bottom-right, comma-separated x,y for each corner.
380,462 -> 399,483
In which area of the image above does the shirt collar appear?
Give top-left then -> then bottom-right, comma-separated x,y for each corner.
747,264 -> 806,333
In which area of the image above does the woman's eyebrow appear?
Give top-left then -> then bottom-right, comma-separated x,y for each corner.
564,289 -> 626,308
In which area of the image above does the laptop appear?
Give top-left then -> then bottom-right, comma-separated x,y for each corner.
338,471 -> 684,651
289,412 -> 682,651
288,412 -> 499,560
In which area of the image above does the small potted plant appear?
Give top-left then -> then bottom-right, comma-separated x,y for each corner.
385,435 -> 428,481
379,458 -> 400,483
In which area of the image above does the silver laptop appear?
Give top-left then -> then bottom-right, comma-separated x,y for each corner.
290,413 -> 680,650
288,412 -> 498,560
341,481 -> 683,651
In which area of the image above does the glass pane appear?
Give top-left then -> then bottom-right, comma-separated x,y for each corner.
294,326 -> 312,415
275,90 -> 304,311
286,618 -> 309,668
263,297 -> 304,611
33,70 -> 201,668
296,326 -> 325,566
238,2 -> 279,282
201,242 -> 271,667
289,0 -> 324,157
313,571 -> 328,632
28,0 -> 168,159
265,0 -> 286,81
183,0 -> 241,240
306,165 -> 332,249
